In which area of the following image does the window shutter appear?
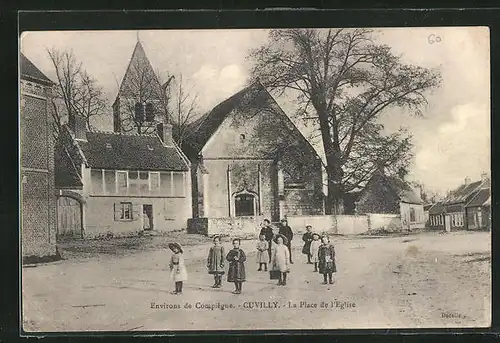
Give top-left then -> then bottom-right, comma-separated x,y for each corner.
114,203 -> 121,221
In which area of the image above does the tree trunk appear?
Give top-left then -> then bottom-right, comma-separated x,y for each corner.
315,99 -> 345,215
325,153 -> 344,215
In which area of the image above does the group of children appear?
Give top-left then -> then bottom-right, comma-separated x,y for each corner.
167,224 -> 336,295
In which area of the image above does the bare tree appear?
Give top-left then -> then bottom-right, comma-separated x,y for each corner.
248,29 -> 441,214
47,48 -> 108,137
170,74 -> 199,146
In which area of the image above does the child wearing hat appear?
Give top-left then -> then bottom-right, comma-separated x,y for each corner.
309,233 -> 321,272
207,235 -> 225,288
168,242 -> 188,294
317,235 -> 336,285
226,238 -> 247,294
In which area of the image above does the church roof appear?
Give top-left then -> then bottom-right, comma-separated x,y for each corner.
115,40 -> 162,102
20,53 -> 54,86
182,81 -> 320,159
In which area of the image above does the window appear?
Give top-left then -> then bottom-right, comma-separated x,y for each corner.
117,171 -> 128,193
160,172 -> 171,195
91,169 -> 103,194
439,215 -> 443,225
240,133 -> 246,142
128,171 -> 139,194
104,170 -> 116,194
235,193 -> 255,217
150,172 -> 160,193
114,202 -> 133,221
410,208 -> 416,223
172,172 -> 185,197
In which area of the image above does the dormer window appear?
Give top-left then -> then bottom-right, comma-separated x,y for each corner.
147,145 -> 154,151
105,143 -> 112,149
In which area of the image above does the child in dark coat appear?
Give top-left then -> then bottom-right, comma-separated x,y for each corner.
302,225 -> 314,264
318,235 -> 337,285
207,235 -> 225,288
226,238 -> 247,294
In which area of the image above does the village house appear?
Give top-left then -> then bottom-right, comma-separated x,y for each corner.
465,186 -> 491,230
20,53 -> 58,260
55,40 -> 192,238
55,116 -> 191,238
428,174 -> 490,231
355,169 -> 425,231
423,203 -> 433,225
181,81 -> 325,235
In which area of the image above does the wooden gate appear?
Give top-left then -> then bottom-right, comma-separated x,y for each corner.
57,196 -> 82,238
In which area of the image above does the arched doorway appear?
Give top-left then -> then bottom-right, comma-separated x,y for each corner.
57,191 -> 85,239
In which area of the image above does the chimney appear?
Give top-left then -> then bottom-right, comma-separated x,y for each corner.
481,172 -> 489,182
157,122 -> 173,147
464,176 -> 471,186
72,115 -> 87,141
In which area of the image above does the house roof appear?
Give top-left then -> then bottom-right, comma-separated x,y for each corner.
183,80 -> 320,160
428,202 -> 445,215
484,196 -> 491,206
466,188 -> 491,207
380,173 -> 423,204
76,131 -> 189,172
442,180 -> 484,204
20,53 -> 54,86
423,203 -> 433,211
55,144 -> 83,189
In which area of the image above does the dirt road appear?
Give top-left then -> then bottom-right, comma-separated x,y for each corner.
22,231 -> 490,331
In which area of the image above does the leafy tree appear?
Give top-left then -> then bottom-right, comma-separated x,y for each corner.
248,28 -> 441,214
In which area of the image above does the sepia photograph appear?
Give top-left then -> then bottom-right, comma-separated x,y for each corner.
19,26 -> 491,332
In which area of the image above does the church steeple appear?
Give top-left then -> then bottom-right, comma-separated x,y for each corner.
112,37 -> 163,134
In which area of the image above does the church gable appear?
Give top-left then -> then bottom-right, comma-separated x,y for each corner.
193,82 -> 319,165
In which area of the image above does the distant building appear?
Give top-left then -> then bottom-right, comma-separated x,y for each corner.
423,203 -> 433,224
428,174 -> 490,231
465,186 -> 491,231
356,169 -> 425,230
181,81 -> 325,225
20,53 -> 58,260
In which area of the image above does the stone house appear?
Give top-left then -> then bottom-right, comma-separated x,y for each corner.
20,53 -> 58,260
181,81 -> 325,234
356,169 -> 425,230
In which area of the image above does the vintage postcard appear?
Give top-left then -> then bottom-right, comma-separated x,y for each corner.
20,27 -> 491,332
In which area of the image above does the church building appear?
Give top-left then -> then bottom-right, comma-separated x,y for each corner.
181,81 -> 325,233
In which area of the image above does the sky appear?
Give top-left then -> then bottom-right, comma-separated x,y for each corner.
20,27 -> 490,195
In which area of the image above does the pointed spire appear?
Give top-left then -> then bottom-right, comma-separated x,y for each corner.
116,38 -> 161,100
